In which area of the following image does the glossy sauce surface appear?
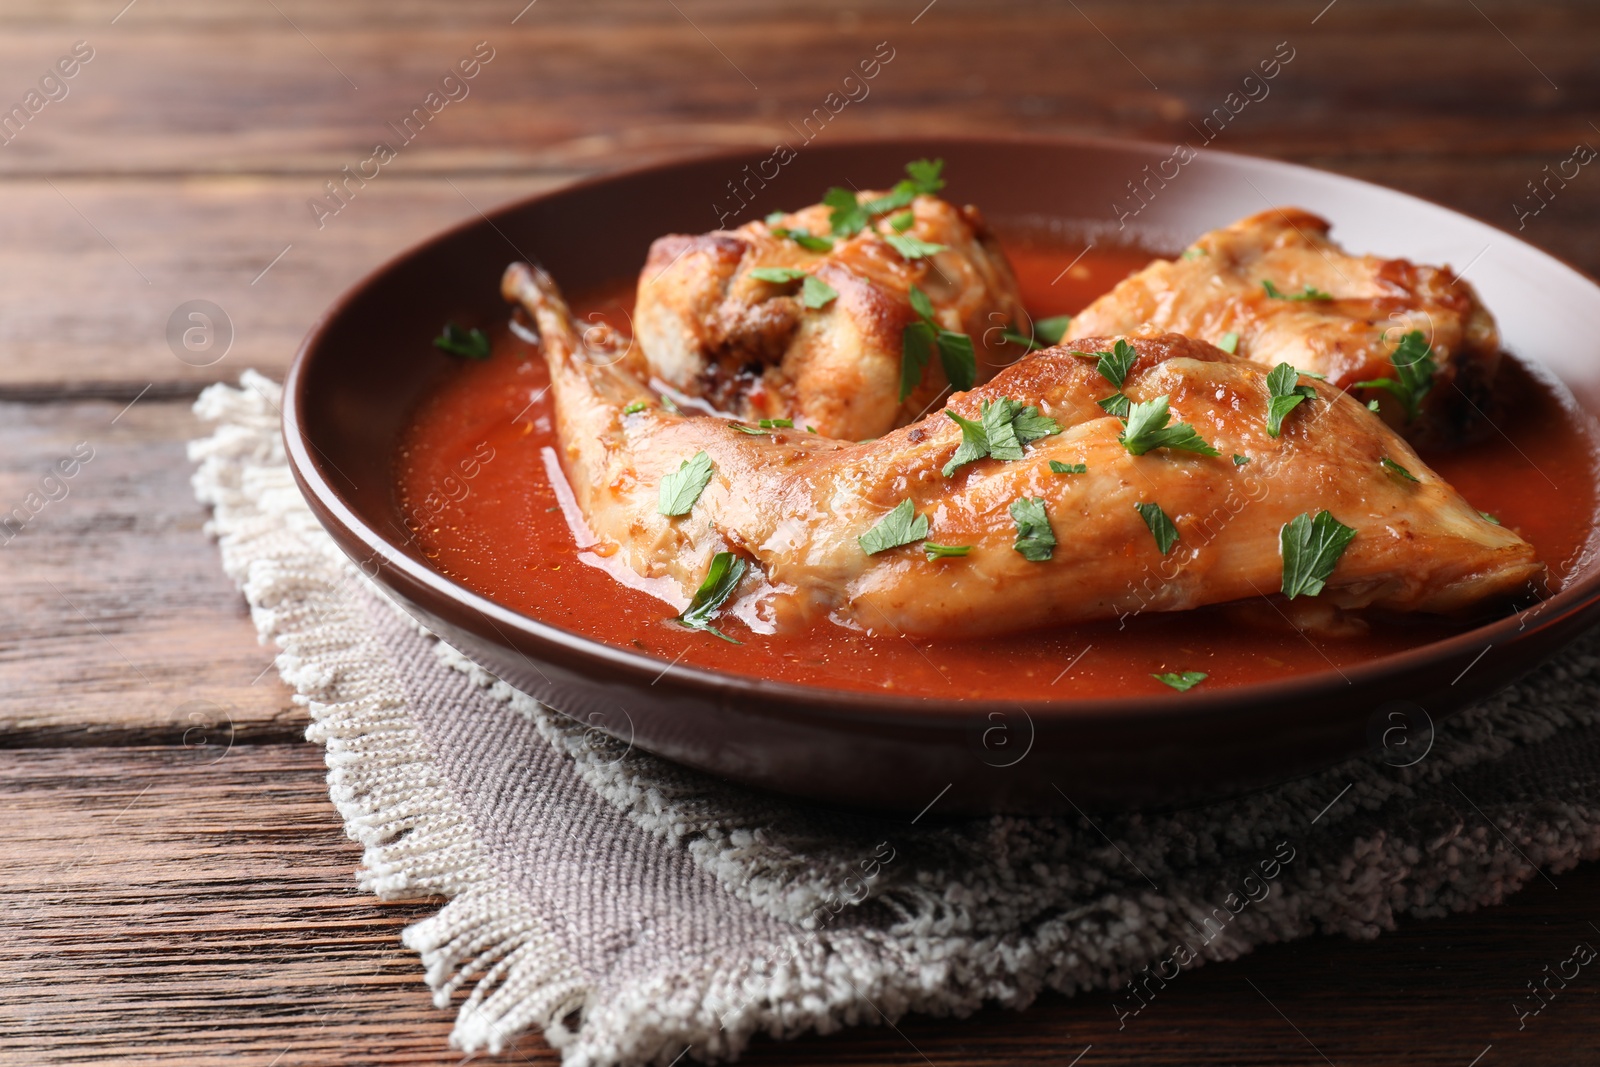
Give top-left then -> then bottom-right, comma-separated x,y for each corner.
394,239 -> 1600,700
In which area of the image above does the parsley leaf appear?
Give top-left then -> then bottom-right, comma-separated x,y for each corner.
1119,395 -> 1221,457
1279,510 -> 1356,599
900,283 -> 976,399
904,157 -> 946,192
942,409 -> 991,477
676,552 -> 746,642
764,210 -> 788,225
824,159 -> 947,237
658,451 -> 715,516
1152,670 -> 1207,692
1009,497 -> 1056,561
1232,454 -> 1249,467
801,275 -> 838,309
823,186 -> 869,236
771,226 -> 834,252
982,397 -> 1062,460
1134,502 -> 1180,554
888,210 -> 915,232
1381,456 -> 1419,482
858,498 -> 930,555
1049,460 -> 1087,474
901,321 -> 935,403
1261,279 -> 1333,301
940,398 -> 1062,475
623,400 -> 648,415
1073,339 -> 1138,415
885,233 -> 947,260
730,423 -> 767,435
1265,362 -> 1318,437
434,323 -> 491,360
758,417 -> 793,429
1218,331 -> 1240,354
923,542 -> 972,560
748,267 -> 807,283
1353,330 -> 1436,423
1081,339 -> 1137,388
1097,393 -> 1131,417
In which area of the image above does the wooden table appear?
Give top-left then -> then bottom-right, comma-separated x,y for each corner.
4,2 -> 1598,1063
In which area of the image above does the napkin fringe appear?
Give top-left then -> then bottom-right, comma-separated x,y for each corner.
190,373 -> 587,1056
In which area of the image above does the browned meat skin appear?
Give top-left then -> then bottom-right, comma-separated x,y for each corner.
507,263 -> 1542,639
1067,207 -> 1502,443
634,192 -> 1027,441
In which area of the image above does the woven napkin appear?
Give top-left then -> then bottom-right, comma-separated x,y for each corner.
191,372 -> 1600,1066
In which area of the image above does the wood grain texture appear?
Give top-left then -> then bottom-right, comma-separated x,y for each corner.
3,744 -> 1598,1067
0,399 -> 300,746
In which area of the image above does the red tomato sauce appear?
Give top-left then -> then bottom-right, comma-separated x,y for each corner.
394,239 -> 1600,700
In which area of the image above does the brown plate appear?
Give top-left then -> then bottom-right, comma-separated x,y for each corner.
283,136 -> 1600,814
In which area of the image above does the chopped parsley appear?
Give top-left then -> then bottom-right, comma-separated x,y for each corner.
1153,670 -> 1207,692
801,275 -> 838,308
1218,331 -> 1240,354
1049,460 -> 1087,474
1180,247 -> 1207,261
941,397 -> 1062,476
1480,510 -> 1502,525
658,451 -> 715,516
748,266 -> 806,283
729,423 -> 767,434
770,226 -> 834,252
1232,454 -> 1249,467
1134,502 -> 1180,554
885,233 -> 947,260
659,393 -> 682,414
676,552 -> 746,642
1353,330 -> 1436,423
1265,362 -> 1317,437
1279,510 -> 1356,599
764,210 -> 787,225
1367,398 -> 1381,412
747,268 -> 838,309
824,158 -> 946,236
923,542 -> 972,560
1380,456 -> 1419,482
433,322 -> 491,360
1074,339 -> 1137,416
1010,497 -> 1056,561
1097,393 -> 1132,417
1119,395 -> 1221,457
1261,279 -> 1333,301
858,497 -> 930,556
889,210 -> 915,232
1158,675 -> 1203,694
902,283 -> 977,400
623,400 -> 649,415
758,417 -> 794,429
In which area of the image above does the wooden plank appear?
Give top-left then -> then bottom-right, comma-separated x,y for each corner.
0,399 -> 302,747
0,2 -> 1592,178
0,174 -> 566,393
3,742 -> 1597,1066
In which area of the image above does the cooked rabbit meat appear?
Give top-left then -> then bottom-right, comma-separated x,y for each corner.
1067,208 -> 1501,443
634,187 -> 1026,441
508,262 -> 1541,638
